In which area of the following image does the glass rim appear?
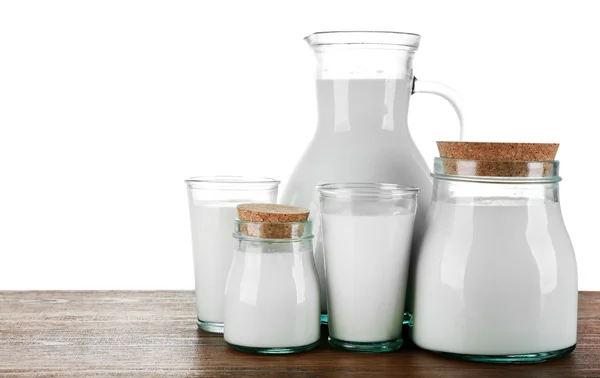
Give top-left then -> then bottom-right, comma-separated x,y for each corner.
305,31 -> 421,49
317,183 -> 420,199
185,175 -> 280,187
433,158 -> 561,183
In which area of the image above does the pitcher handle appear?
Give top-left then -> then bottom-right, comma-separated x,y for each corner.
412,77 -> 464,140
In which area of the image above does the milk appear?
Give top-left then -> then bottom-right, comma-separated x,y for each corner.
282,78 -> 433,314
412,201 -> 578,355
323,213 -> 415,342
224,243 -> 321,348
189,202 -> 238,327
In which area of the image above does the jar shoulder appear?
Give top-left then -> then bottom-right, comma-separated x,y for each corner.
415,201 -> 577,289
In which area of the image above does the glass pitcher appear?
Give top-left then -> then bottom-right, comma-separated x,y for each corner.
280,31 -> 464,320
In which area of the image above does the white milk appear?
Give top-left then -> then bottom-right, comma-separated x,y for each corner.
323,213 -> 415,342
224,244 -> 321,348
412,201 -> 578,355
281,79 -> 433,313
189,202 -> 238,325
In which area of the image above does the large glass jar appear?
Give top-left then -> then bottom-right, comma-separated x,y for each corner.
411,158 -> 577,363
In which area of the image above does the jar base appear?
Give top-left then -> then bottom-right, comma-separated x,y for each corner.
227,340 -> 319,355
320,314 -> 328,325
196,318 -> 224,334
328,336 -> 403,353
435,344 -> 576,364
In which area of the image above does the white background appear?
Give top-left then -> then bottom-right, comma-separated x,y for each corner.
0,0 -> 597,290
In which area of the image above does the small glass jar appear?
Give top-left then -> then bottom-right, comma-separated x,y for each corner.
224,219 -> 321,354
411,158 -> 577,363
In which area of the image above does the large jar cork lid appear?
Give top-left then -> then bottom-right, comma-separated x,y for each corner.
437,142 -> 559,161
437,141 -> 559,177
237,204 -> 310,239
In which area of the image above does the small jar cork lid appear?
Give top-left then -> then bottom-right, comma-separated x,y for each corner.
238,203 -> 309,222
237,204 -> 310,239
436,141 -> 559,177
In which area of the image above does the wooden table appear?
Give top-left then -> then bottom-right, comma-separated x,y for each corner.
0,291 -> 598,377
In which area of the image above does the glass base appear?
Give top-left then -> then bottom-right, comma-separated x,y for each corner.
436,344 -> 576,364
196,318 -> 224,334
320,314 -> 328,325
328,336 -> 403,353
227,340 -> 319,355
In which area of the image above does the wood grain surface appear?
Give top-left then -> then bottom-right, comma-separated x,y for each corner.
0,291 -> 598,377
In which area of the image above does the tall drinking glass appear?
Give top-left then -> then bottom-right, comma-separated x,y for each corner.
185,176 -> 279,333
318,183 -> 419,352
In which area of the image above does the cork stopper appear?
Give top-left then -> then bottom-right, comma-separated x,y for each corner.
237,204 -> 310,239
437,142 -> 559,177
437,142 -> 559,161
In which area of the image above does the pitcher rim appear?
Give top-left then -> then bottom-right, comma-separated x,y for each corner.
305,31 -> 421,49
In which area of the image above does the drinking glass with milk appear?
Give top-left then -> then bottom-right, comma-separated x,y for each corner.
185,176 -> 279,333
318,183 -> 419,352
